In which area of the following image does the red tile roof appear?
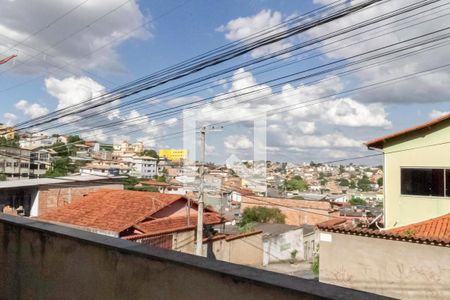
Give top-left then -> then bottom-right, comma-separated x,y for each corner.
140,180 -> 170,187
318,214 -> 450,247
123,213 -> 225,240
38,190 -> 186,233
386,213 -> 450,242
366,113 -> 450,149
137,213 -> 224,234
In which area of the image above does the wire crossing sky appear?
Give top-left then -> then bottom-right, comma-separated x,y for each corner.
1,0 -> 450,164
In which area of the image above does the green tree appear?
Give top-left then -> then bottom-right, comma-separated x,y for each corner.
349,180 -> 356,189
350,196 -> 367,206
240,207 -> 286,227
0,173 -> 7,181
45,157 -> 73,177
338,178 -> 349,186
141,149 -> 159,159
284,175 -> 308,191
357,175 -> 372,191
377,177 -> 383,186
156,175 -> 166,182
0,136 -> 19,147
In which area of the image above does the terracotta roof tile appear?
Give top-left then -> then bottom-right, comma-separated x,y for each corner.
318,213 -> 450,247
386,213 -> 450,241
366,113 -> 450,149
38,190 -> 186,233
123,213 -> 225,240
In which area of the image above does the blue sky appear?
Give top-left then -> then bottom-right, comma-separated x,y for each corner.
0,0 -> 449,165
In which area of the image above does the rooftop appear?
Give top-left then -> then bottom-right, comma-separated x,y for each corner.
386,213 -> 450,242
0,174 -> 123,189
38,190 -> 186,233
366,112 -> 450,149
318,215 -> 450,247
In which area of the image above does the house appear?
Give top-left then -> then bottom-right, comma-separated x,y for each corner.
317,214 -> 450,299
0,146 -> 31,179
254,223 -> 303,266
241,196 -> 341,226
112,140 -> 144,157
38,189 -> 224,238
366,113 -> 450,228
29,147 -> 53,178
122,156 -> 158,178
0,175 -> 123,216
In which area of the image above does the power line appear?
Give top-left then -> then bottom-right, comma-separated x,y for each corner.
0,0 -> 193,92
39,1 -> 450,132
14,0 -> 442,139
11,0 -> 394,132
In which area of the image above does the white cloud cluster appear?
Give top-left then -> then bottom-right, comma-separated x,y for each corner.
15,100 -> 48,118
217,9 -> 292,58
307,0 -> 450,103
429,109 -> 449,119
224,135 -> 253,150
3,113 -> 17,126
186,67 -> 391,160
45,76 -> 106,110
0,0 -> 150,74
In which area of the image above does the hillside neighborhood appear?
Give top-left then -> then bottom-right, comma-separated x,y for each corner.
0,0 -> 449,299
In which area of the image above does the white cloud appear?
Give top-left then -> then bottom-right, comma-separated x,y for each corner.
307,0 -> 450,103
224,135 -> 253,150
167,96 -> 202,107
218,10 -> 292,58
3,112 -> 17,125
0,0 -> 150,74
429,109 -> 449,119
15,100 -> 49,118
325,98 -> 391,128
45,76 -> 106,110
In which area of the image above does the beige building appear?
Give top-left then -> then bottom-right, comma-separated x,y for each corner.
367,113 -> 450,228
112,140 -> 144,157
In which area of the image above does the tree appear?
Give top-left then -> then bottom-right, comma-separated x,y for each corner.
349,180 -> 356,189
284,175 -> 308,191
141,149 -> 159,159
0,173 -> 6,181
377,177 -> 383,186
357,175 -> 372,191
45,157 -> 72,177
156,175 -> 166,182
350,196 -> 366,206
240,207 -> 285,227
0,136 -> 19,147
338,178 -> 349,186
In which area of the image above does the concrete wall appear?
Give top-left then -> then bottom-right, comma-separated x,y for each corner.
263,229 -> 304,265
203,233 -> 264,267
319,231 -> 450,299
383,121 -> 450,228
38,183 -> 123,215
0,214 -> 385,299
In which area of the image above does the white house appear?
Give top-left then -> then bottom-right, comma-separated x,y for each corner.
123,156 -> 158,178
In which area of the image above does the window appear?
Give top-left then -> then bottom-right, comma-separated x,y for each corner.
401,168 -> 446,197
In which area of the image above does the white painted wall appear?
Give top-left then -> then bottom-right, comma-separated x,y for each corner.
262,228 -> 304,266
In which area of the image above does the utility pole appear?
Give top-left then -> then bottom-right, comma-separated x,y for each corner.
195,125 -> 222,256
195,126 -> 206,256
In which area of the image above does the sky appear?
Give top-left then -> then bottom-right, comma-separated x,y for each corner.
0,0 -> 449,165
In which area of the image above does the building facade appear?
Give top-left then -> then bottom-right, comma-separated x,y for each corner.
367,114 -> 450,228
159,149 -> 188,161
